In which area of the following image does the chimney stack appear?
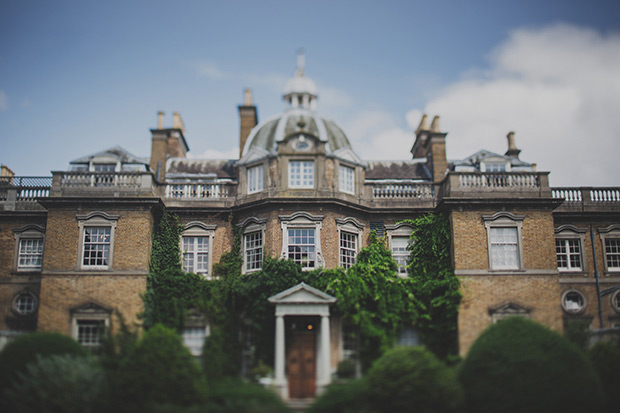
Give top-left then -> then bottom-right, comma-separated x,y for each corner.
238,88 -> 258,159
505,131 -> 521,159
410,114 -> 448,183
149,111 -> 189,181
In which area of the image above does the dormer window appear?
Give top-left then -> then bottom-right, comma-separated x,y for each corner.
247,165 -> 264,194
93,164 -> 116,172
482,162 -> 507,172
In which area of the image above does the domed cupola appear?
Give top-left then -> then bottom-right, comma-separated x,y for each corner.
283,49 -> 318,111
239,51 -> 362,166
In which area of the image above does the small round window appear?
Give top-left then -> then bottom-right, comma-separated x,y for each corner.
611,290 -> 620,314
561,290 -> 586,314
13,291 -> 38,316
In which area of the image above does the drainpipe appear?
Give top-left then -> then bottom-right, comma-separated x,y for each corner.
590,225 -> 604,328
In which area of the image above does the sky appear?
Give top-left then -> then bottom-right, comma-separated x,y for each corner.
1,0 -> 619,186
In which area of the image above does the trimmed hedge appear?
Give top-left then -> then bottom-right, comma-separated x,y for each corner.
589,341 -> 620,413
364,346 -> 464,413
308,379 -> 369,413
459,317 -> 605,413
0,332 -> 87,396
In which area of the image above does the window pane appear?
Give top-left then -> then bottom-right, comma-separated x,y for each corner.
556,239 -> 582,270
490,227 -> 519,269
288,228 -> 316,268
339,165 -> 355,194
18,238 -> 44,270
83,227 -> 111,267
77,320 -> 105,346
245,231 -> 263,271
182,236 -> 209,275
391,236 -> 410,275
340,231 -> 357,268
248,165 -> 264,194
289,161 -> 314,188
605,239 -> 620,269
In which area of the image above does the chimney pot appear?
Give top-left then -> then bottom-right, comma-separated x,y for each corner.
157,111 -> 164,129
416,114 -> 429,135
244,89 -> 253,106
430,115 -> 440,133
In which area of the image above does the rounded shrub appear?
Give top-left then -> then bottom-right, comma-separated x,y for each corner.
4,354 -> 106,413
309,379 -> 369,413
589,341 -> 620,413
111,324 -> 206,411
0,331 -> 87,395
202,378 -> 291,413
458,317 -> 605,413
364,346 -> 464,413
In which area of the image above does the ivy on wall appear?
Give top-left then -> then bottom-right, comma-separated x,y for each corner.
142,209 -> 460,375
142,208 -> 206,330
404,213 -> 462,359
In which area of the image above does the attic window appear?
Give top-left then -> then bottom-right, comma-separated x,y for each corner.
483,162 -> 507,172
93,164 -> 116,172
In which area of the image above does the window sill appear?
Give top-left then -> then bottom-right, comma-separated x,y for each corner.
558,270 -> 588,276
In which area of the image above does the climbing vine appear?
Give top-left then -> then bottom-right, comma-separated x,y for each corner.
404,213 -> 462,359
142,208 -> 207,330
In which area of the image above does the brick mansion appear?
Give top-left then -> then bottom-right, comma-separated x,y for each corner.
1,54 -> 619,399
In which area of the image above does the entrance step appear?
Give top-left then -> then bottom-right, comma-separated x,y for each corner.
287,398 -> 314,412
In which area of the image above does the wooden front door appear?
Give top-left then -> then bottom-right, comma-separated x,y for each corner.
287,331 -> 316,399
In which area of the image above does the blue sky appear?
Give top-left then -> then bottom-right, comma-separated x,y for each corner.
1,0 -> 619,185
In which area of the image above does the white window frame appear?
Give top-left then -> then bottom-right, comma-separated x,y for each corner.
599,225 -> 620,274
12,289 -> 38,317
77,212 -> 119,271
13,224 -> 45,272
386,223 -> 414,276
247,164 -> 265,194
555,225 -> 587,274
483,212 -> 524,271
561,289 -> 587,314
238,217 -> 267,274
289,160 -> 314,189
480,157 -> 510,172
280,212 -> 324,270
181,222 -> 216,278
336,218 -> 364,269
71,302 -> 111,348
339,164 -> 355,195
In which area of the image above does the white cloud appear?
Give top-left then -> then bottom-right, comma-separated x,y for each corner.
353,24 -> 620,186
0,91 -> 8,111
316,83 -> 352,110
423,24 -> 620,186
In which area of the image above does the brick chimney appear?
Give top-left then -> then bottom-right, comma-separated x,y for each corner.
505,131 -> 521,159
238,89 -> 258,158
149,111 -> 189,181
410,114 -> 448,183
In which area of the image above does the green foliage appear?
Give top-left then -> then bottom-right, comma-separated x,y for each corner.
0,331 -> 88,402
3,354 -> 106,413
336,358 -> 357,379
143,208 -> 208,330
563,317 -> 591,351
404,213 -> 461,358
589,341 -> 620,413
202,378 -> 291,413
322,233 -> 423,367
365,346 -> 464,413
201,327 -> 242,383
111,324 -> 207,411
150,208 -> 183,274
458,317 -> 605,413
308,379 -> 370,413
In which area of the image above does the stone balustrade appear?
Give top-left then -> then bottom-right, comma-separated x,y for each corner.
50,172 -> 155,197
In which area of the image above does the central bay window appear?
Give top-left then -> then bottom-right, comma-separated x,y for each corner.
181,222 -> 216,278
77,212 -> 118,270
247,164 -> 264,194
289,160 -> 314,188
483,212 -> 524,271
280,212 -> 324,270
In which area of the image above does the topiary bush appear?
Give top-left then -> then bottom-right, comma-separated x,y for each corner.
589,341 -> 620,413
110,324 -> 207,411
308,379 -> 369,413
202,378 -> 291,413
3,354 -> 106,413
0,331 -> 88,406
364,346 -> 464,413
459,317 -> 605,413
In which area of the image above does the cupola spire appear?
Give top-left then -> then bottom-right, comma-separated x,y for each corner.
283,49 -> 318,111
